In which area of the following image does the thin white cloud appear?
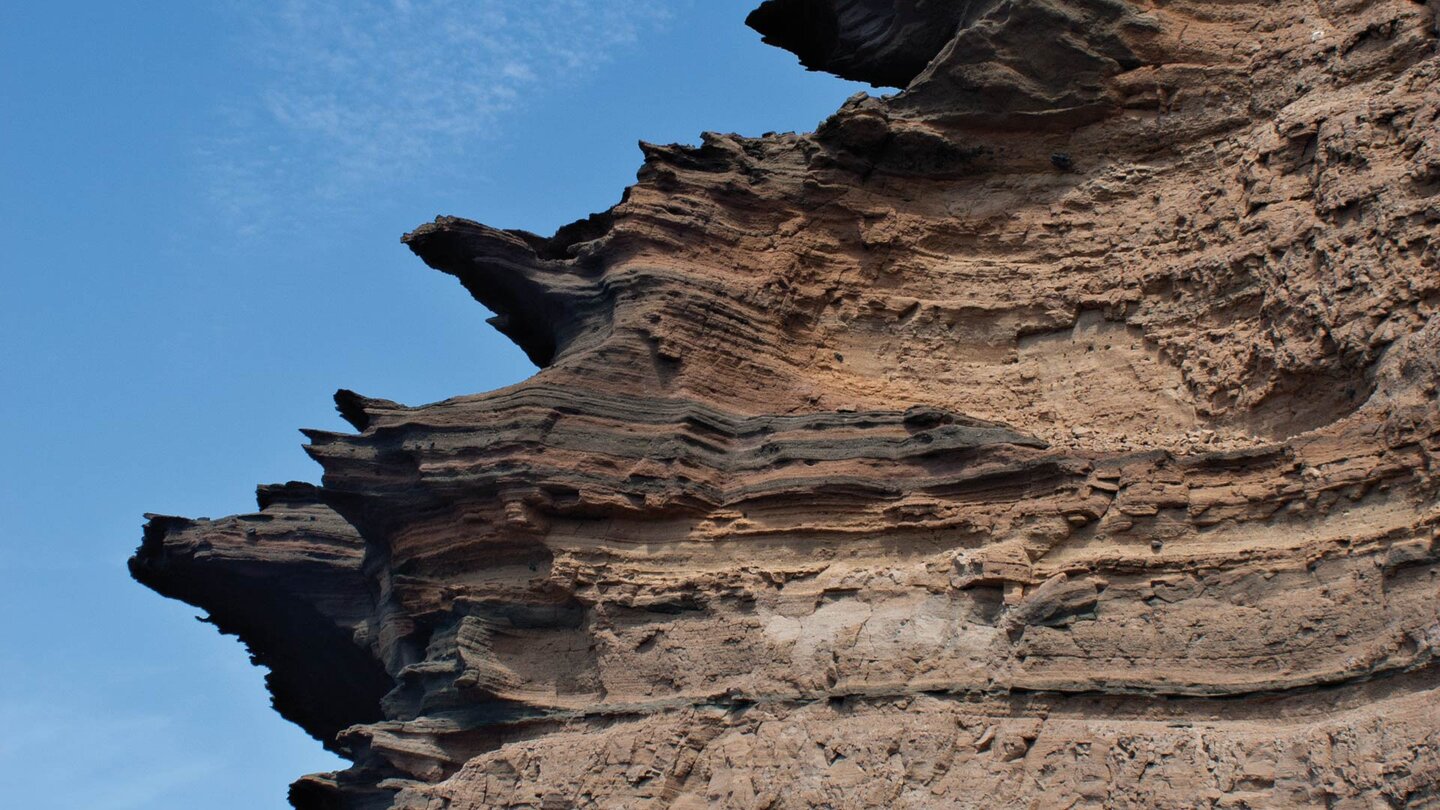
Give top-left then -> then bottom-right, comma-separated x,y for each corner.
200,0 -> 673,233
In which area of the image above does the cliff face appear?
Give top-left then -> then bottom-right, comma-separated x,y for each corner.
131,2 -> 1440,807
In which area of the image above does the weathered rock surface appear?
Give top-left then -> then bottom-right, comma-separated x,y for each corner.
133,1 -> 1440,807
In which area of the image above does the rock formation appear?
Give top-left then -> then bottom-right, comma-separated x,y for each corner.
132,1 -> 1440,807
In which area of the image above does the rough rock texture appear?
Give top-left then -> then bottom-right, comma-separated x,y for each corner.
133,1 -> 1440,807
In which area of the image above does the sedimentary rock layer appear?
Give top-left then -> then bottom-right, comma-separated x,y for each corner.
133,1 -> 1440,807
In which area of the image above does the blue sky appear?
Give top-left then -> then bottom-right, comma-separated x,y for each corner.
0,2 -> 862,807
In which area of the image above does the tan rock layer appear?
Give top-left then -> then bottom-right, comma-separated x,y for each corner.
134,1 -> 1440,807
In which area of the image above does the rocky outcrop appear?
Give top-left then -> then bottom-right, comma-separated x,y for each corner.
133,1 -> 1440,807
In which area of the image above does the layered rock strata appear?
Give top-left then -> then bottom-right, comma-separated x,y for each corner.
133,1 -> 1440,807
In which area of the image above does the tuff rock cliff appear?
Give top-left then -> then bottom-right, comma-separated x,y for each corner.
132,1 -> 1440,807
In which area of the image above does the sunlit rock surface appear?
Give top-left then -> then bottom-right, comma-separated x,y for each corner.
133,1 -> 1440,807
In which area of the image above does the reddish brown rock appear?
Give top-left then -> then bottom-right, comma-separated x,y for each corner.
133,1 -> 1440,807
